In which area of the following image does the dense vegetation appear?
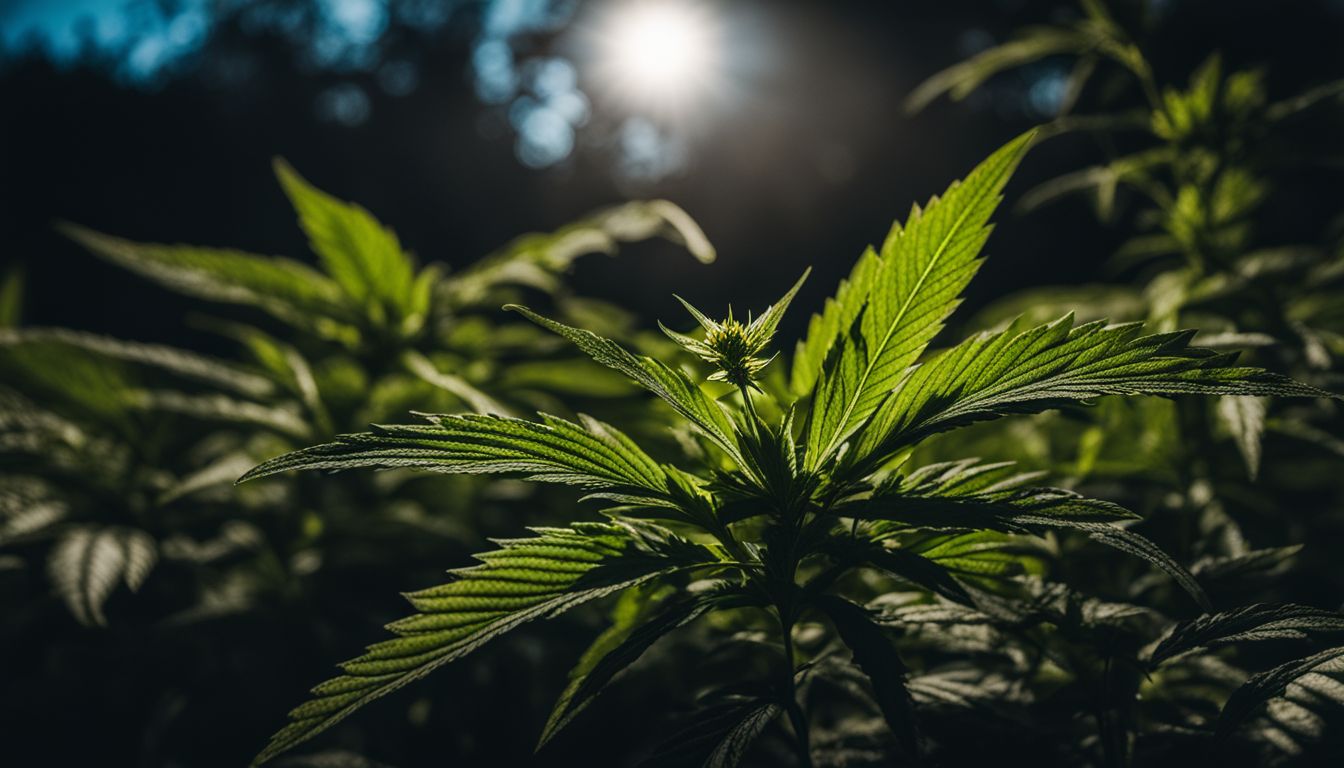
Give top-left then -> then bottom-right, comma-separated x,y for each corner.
3,2 -> 1342,767
232,132 -> 1343,767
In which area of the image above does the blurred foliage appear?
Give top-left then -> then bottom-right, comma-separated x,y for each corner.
911,0 -> 1344,575
0,159 -> 715,764
902,0 -> 1344,762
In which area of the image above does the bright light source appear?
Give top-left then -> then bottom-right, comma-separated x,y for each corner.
596,1 -> 719,111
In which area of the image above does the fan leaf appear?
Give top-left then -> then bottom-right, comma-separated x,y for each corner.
1151,604 -> 1344,665
804,131 -> 1034,471
241,411 -> 673,502
507,306 -> 748,471
850,315 -> 1334,470
815,594 -> 921,756
253,522 -> 720,764
48,525 -> 156,626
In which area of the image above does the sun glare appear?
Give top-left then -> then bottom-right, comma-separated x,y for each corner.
597,1 -> 719,110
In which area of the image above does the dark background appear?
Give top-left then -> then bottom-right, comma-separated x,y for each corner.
2,1 -> 1343,766
5,0 -> 1339,352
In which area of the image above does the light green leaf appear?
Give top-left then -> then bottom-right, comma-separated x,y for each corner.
820,531 -> 974,606
805,132 -> 1035,471
903,530 -> 1046,582
0,335 -> 138,425
851,315 -> 1334,470
251,522 -> 719,764
274,159 -> 418,325
791,246 -> 880,397
238,326 -> 334,434
159,452 -> 260,505
507,305 -> 748,471
240,411 -> 672,503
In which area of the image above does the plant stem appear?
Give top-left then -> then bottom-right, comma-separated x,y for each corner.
739,384 -> 762,438
779,610 -> 813,768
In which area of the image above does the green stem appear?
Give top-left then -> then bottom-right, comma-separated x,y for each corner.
739,384 -> 762,438
779,610 -> 813,768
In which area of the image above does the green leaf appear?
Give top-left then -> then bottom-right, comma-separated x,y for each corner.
61,224 -> 353,336
639,698 -> 782,768
159,451 -> 260,505
1266,77 -> 1344,122
222,324 -> 334,434
401,350 -> 513,417
0,265 -> 22,328
1016,147 -> 1175,217
253,522 -> 719,764
507,306 -> 748,471
851,315 -> 1334,469
814,594 -> 920,756
0,334 -> 138,425
273,159 -> 419,327
1216,395 -> 1267,479
130,390 -> 310,440
446,200 -> 715,308
905,28 -> 1094,113
805,132 -> 1035,471
0,327 -> 275,399
1150,604 -> 1344,666
0,480 -> 67,544
820,533 -> 974,607
240,411 -> 672,503
865,546 -> 977,606
843,459 -> 1211,611
496,359 -> 637,398
904,530 -> 1048,582
791,246 -> 880,397
704,702 -> 783,768
1215,645 -> 1344,743
1192,545 -> 1302,583
48,525 -> 156,626
540,583 -> 746,749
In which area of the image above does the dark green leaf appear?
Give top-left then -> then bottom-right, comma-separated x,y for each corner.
814,594 -> 920,757
253,522 -> 719,764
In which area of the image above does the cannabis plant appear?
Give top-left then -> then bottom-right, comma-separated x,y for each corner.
908,0 -> 1344,603
1,160 -> 713,627
241,134 -> 1340,765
